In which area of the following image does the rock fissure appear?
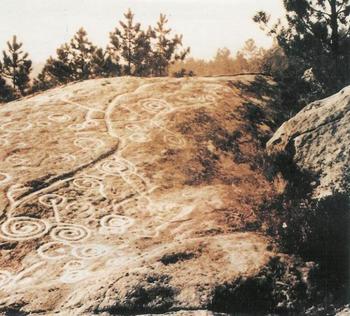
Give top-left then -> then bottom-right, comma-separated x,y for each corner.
289,109 -> 348,142
17,143 -> 120,202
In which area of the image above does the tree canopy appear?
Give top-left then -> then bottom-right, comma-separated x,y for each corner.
1,35 -> 32,96
254,0 -> 350,106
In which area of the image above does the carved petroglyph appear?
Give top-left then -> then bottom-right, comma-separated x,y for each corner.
0,80 -> 203,293
71,244 -> 110,259
5,155 -> 30,166
60,258 -> 91,285
38,242 -> 72,260
68,120 -> 99,132
73,176 -> 107,198
38,194 -> 66,208
6,183 -> 28,207
0,121 -> 32,133
163,134 -> 186,147
0,217 -> 50,241
99,215 -> 135,235
74,137 -> 104,149
60,268 -> 90,284
36,121 -> 52,128
129,132 -> 150,143
64,201 -> 95,220
44,153 -> 76,165
139,98 -> 172,113
73,177 -> 101,190
98,157 -> 135,176
0,172 -> 11,186
48,113 -> 71,123
39,193 -> 66,222
50,224 -> 91,243
176,94 -> 217,104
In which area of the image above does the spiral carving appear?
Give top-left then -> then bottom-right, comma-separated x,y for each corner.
0,217 -> 49,241
72,244 -> 110,259
139,98 -> 171,113
100,215 -> 134,234
64,201 -> 95,219
98,158 -> 134,175
50,224 -> 90,243
73,177 -> 100,190
60,269 -> 90,284
74,138 -> 104,149
129,133 -> 150,143
39,194 -> 66,208
37,241 -> 71,260
163,134 -> 186,147
48,113 -> 71,123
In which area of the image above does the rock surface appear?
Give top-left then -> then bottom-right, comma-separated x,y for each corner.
267,85 -> 350,197
0,76 -> 290,315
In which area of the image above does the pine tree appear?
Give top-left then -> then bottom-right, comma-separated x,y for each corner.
37,28 -> 99,89
41,44 -> 75,85
254,0 -> 350,98
30,64 -> 58,93
212,48 -> 236,74
109,9 -> 151,76
133,27 -> 154,76
239,39 -> 266,72
151,14 -> 190,76
0,63 -> 14,102
1,35 -> 32,96
91,47 -> 121,78
69,28 -> 97,80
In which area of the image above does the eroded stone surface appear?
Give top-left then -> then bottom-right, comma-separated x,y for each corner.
267,85 -> 350,197
0,76 -> 285,315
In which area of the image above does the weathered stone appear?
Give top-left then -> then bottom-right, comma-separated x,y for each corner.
267,87 -> 350,316
0,76 -> 297,315
267,86 -> 350,198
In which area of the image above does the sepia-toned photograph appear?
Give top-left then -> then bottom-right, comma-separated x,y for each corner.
0,1 -> 349,315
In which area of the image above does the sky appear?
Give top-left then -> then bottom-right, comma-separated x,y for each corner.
0,0 -> 285,63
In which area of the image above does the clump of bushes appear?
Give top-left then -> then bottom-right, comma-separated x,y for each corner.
258,154 -> 350,312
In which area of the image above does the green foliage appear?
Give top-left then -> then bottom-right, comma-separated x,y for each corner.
108,9 -> 152,76
1,35 -> 32,96
172,68 -> 195,77
254,0 -> 350,109
171,39 -> 267,76
91,48 -> 120,78
34,28 -> 122,92
3,9 -> 190,96
38,28 -> 98,86
69,27 -> 97,80
133,27 -> 154,76
211,256 -> 314,314
0,74 -> 14,103
259,162 -> 350,308
41,49 -> 74,85
151,14 -> 190,76
108,10 -> 188,77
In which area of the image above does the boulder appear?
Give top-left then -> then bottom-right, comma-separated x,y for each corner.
267,86 -> 350,198
267,86 -> 350,315
0,76 -> 301,315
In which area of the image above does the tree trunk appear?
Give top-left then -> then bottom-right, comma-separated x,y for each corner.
329,0 -> 340,82
12,62 -> 16,90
